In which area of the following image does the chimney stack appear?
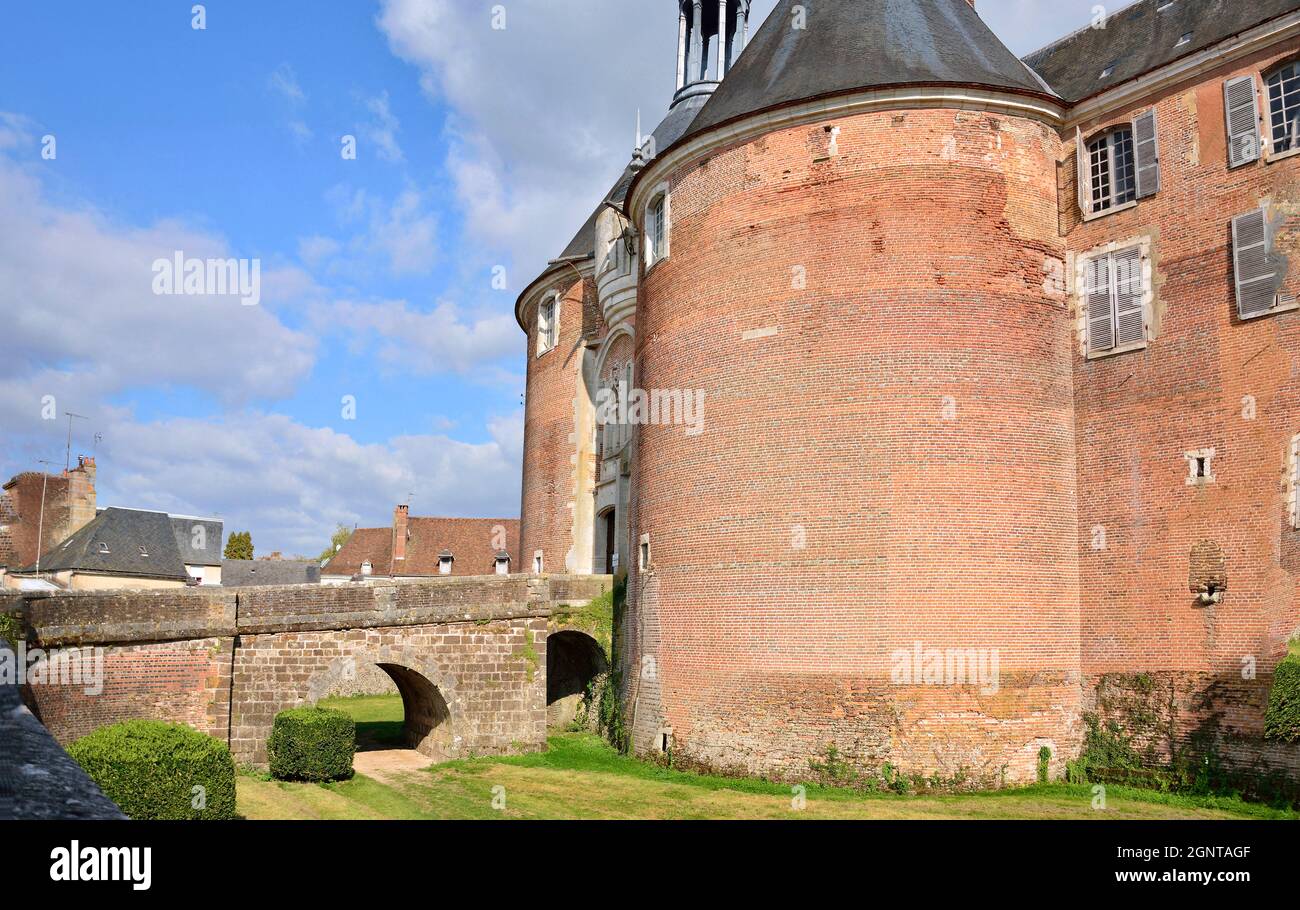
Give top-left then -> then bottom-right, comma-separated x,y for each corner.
64,455 -> 97,536
393,504 -> 409,564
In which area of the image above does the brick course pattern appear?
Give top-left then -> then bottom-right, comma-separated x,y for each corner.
520,32 -> 1300,786
10,575 -> 610,766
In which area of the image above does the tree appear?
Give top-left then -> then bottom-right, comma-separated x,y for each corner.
318,525 -> 353,565
224,531 -> 253,561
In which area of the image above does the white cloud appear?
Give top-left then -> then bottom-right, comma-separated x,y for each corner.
268,63 -> 307,105
316,297 -> 518,376
361,90 -> 404,163
95,410 -> 522,556
321,184 -> 439,276
0,154 -> 315,403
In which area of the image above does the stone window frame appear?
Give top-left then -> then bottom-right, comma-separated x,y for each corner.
1264,57 -> 1300,164
1083,126 -> 1139,219
1290,435 -> 1300,529
533,550 -> 544,575
438,554 -> 454,575
1075,235 -> 1155,360
1185,448 -> 1217,486
536,292 -> 560,358
643,181 -> 671,273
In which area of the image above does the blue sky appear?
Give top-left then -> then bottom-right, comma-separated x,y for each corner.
0,0 -> 1103,555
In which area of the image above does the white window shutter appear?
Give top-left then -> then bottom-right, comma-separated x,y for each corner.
1232,208 -> 1278,318
1225,76 -> 1261,167
1076,127 -> 1090,215
1086,255 -> 1115,353
1113,247 -> 1146,346
1132,109 -> 1160,198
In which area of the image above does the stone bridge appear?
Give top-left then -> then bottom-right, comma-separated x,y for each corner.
1,574 -> 610,766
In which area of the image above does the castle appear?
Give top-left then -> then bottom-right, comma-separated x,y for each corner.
516,0 -> 1300,783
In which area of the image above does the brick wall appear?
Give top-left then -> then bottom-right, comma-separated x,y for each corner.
1066,39 -> 1300,767
628,105 -> 1081,783
520,275 -> 610,573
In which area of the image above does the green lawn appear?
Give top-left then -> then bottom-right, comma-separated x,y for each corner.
237,695 -> 1297,821
319,694 -> 404,751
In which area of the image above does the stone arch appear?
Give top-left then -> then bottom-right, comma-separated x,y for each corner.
305,648 -> 463,761
546,630 -> 609,729
592,324 -> 635,389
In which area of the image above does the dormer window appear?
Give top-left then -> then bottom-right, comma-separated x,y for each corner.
138,545 -> 149,557
361,560 -> 373,576
439,551 -> 454,575
97,542 -> 110,555
495,554 -> 510,576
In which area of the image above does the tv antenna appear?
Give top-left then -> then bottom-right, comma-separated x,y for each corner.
64,412 -> 88,472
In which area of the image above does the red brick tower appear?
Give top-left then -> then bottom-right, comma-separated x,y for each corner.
621,0 -> 1078,782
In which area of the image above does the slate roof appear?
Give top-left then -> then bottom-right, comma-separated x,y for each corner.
27,508 -> 191,581
1024,0 -> 1300,103
323,518 -> 521,578
222,559 -> 321,587
171,516 -> 224,567
681,0 -> 1053,143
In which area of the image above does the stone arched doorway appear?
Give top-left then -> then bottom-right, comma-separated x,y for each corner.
373,663 -> 453,758
307,652 -> 460,762
546,631 -> 608,729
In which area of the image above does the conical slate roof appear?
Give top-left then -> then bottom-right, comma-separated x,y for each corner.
682,0 -> 1053,142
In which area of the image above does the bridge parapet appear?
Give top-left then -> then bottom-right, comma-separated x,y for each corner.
12,574 -> 613,646
4,575 -> 613,767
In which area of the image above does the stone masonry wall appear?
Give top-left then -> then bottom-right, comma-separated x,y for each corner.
11,575 -> 610,767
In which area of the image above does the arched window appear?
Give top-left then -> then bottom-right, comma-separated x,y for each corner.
644,184 -> 670,268
1266,60 -> 1300,155
1086,128 -> 1137,213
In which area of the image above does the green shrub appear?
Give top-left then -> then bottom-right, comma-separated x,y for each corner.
1037,746 -> 1052,783
268,706 -> 355,781
0,612 -> 22,648
68,720 -> 236,820
1264,655 -> 1300,743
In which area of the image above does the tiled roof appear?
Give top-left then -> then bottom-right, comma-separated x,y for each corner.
321,527 -> 393,577
1024,0 -> 1300,103
323,518 -> 521,578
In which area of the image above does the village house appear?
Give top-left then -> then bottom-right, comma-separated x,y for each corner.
322,506 -> 520,583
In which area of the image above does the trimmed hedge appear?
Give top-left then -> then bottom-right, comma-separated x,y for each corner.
268,707 -> 355,781
67,720 -> 236,820
1264,655 -> 1300,743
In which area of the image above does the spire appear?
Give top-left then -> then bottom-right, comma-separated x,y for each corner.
673,0 -> 750,108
